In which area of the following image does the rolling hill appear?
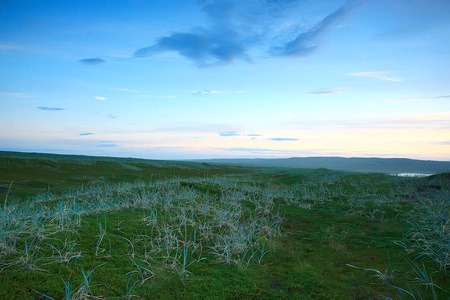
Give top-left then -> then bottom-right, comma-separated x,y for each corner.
194,157 -> 450,174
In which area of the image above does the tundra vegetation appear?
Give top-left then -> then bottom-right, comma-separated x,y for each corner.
0,153 -> 449,299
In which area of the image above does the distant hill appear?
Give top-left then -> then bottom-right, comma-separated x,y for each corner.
0,150 -> 159,164
194,157 -> 450,174
0,150 -> 198,168
1,151 -> 449,175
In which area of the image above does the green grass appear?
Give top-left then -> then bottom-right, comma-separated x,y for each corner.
0,152 -> 249,200
0,153 -> 449,299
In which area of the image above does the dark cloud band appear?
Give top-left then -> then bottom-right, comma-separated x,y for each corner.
79,58 -> 105,65
37,106 -> 65,111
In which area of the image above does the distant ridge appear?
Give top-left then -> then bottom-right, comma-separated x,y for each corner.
1,151 -> 449,174
0,150 -> 210,169
195,157 -> 450,174
0,150 -> 159,164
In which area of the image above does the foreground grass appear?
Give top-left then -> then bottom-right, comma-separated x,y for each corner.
0,155 -> 449,299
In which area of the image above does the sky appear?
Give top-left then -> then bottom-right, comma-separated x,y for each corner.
1,0 -> 449,160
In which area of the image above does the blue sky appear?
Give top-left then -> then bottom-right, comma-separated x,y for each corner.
1,0 -> 449,160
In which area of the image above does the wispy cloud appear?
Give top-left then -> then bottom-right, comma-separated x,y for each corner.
389,112 -> 450,123
386,97 -> 421,102
138,95 -> 177,99
80,58 -> 105,65
95,96 -> 107,100
219,131 -> 241,137
269,138 -> 299,141
36,106 -> 65,111
192,90 -> 224,96
219,131 -> 262,137
133,1 -> 360,67
0,43 -> 25,51
287,112 -> 450,131
107,114 -> 117,119
376,0 -> 450,40
77,82 -> 140,94
348,71 -> 402,82
110,87 -> 139,93
156,122 -> 234,133
97,140 -> 117,147
386,95 -> 450,101
80,133 -> 94,136
221,147 -> 299,155
302,88 -> 345,96
0,91 -> 29,98
223,148 -> 277,152
190,90 -> 244,96
270,1 -> 359,57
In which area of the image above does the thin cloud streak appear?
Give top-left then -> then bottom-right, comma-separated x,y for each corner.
192,90 -> 224,96
219,131 -> 241,137
0,43 -> 24,51
138,95 -> 176,99
269,138 -> 299,141
386,95 -> 450,101
36,106 -> 65,111
110,87 -> 139,93
302,88 -> 345,96
0,91 -> 29,98
269,1 -> 359,57
389,112 -> 450,123
221,147 -> 299,155
156,122 -> 235,133
348,71 -> 402,82
190,90 -> 243,96
80,58 -> 105,65
219,131 -> 262,137
386,97 -> 421,102
285,112 -> 450,131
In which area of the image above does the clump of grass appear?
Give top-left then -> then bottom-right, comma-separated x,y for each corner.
398,189 -> 449,273
347,257 -> 445,300
34,263 -> 105,300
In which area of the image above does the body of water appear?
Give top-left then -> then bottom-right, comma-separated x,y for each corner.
395,173 -> 434,177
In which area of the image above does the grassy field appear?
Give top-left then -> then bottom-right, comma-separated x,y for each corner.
0,152 -> 449,299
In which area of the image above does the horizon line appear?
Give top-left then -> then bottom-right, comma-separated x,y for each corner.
1,149 -> 449,163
